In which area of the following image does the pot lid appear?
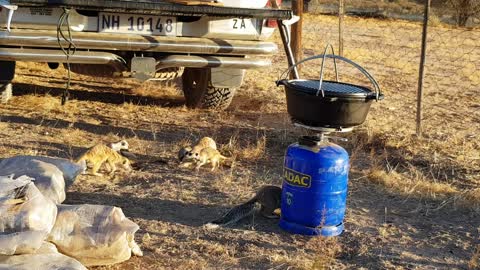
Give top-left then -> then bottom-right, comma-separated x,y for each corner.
286,79 -> 373,97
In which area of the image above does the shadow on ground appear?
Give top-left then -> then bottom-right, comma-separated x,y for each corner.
1,114 -> 187,142
12,83 -> 185,107
65,190 -> 284,233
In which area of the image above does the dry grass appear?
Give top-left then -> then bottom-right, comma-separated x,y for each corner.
348,129 -> 479,210
309,238 -> 342,270
238,135 -> 267,161
15,94 -> 60,113
221,133 -> 267,161
462,189 -> 480,210
469,245 -> 480,270
367,169 -> 458,198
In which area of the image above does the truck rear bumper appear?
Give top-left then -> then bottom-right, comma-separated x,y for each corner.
0,29 -> 278,55
0,48 -> 271,70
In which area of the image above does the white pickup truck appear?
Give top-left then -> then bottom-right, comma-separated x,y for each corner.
0,0 -> 290,109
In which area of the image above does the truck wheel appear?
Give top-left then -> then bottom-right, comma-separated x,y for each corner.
182,68 -> 236,110
155,67 -> 184,81
0,61 -> 15,104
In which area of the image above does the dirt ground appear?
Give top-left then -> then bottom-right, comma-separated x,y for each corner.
0,15 -> 479,270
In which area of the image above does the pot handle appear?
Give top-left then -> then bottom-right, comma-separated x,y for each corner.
278,53 -> 382,101
317,44 -> 339,97
324,54 -> 381,100
278,44 -> 338,82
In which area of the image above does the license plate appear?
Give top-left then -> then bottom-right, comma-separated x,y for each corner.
209,18 -> 259,35
230,18 -> 257,31
98,13 -> 176,36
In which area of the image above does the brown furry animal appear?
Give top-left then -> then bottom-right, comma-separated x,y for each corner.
180,137 -> 217,167
185,137 -> 217,159
76,144 -> 132,176
193,147 -> 227,171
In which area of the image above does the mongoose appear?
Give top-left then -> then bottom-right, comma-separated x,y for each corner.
108,140 -> 130,170
109,139 -> 129,152
193,147 -> 228,171
76,144 -> 132,176
204,185 -> 282,229
178,146 -> 192,162
183,137 -> 217,162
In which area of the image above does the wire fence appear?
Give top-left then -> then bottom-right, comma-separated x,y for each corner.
268,0 -> 480,175
283,0 -> 480,139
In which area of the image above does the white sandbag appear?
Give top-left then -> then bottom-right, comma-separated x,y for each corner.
0,175 -> 31,196
48,204 -> 143,266
0,242 -> 87,270
32,241 -> 59,254
0,230 -> 46,255
0,159 -> 66,203
0,175 -> 57,255
0,155 -> 85,187
11,156 -> 85,184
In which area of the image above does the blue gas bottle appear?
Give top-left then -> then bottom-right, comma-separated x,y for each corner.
279,135 -> 349,237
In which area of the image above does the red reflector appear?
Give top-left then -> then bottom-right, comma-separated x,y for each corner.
265,0 -> 282,27
267,19 -> 278,28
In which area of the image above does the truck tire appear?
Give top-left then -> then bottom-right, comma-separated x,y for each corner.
154,67 -> 184,81
182,68 -> 236,110
0,61 -> 15,104
0,61 -> 15,81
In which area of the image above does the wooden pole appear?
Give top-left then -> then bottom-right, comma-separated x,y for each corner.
291,0 -> 303,76
416,0 -> 431,137
338,0 -> 345,56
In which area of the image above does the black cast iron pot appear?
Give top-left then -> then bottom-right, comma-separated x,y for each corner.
277,54 -> 383,128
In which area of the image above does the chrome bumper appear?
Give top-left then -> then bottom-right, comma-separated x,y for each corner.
0,48 -> 271,72
0,48 -> 127,71
0,30 -> 278,55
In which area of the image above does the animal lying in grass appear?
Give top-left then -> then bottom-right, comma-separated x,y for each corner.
76,143 -> 132,176
204,185 -> 282,229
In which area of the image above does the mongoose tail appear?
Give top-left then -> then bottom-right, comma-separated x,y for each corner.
204,200 -> 257,230
204,185 -> 282,230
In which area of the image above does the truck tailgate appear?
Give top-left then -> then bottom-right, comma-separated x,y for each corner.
8,0 -> 292,19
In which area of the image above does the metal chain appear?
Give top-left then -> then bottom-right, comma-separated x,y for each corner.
56,8 -> 77,105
